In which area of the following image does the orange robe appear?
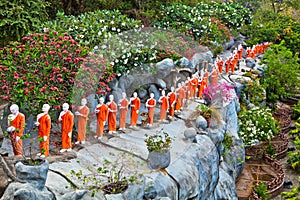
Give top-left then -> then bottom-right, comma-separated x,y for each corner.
118,98 -> 129,129
146,98 -> 156,125
181,85 -> 187,107
38,114 -> 51,156
159,96 -> 168,120
168,92 -> 176,117
217,60 -> 224,74
9,113 -> 25,156
61,111 -> 74,149
225,59 -> 230,74
130,97 -> 140,126
96,104 -> 108,137
211,69 -> 219,86
198,78 -> 203,98
77,106 -> 89,142
191,77 -> 198,98
238,48 -> 243,60
175,87 -> 185,111
107,101 -> 117,132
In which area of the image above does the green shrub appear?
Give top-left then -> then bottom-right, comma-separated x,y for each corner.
238,107 -> 279,146
260,41 -> 300,102
0,0 -> 49,46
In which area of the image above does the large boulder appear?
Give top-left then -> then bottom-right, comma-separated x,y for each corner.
195,116 -> 208,130
0,182 -> 53,200
176,57 -> 194,69
156,58 -> 175,79
15,159 -> 49,190
191,51 -> 214,70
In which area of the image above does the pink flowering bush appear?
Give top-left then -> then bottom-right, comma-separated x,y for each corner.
203,82 -> 236,106
0,30 -> 115,116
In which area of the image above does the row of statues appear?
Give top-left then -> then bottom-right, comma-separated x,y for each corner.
5,43 -> 270,157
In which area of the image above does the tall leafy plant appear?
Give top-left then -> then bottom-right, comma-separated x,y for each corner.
261,41 -> 300,102
0,0 -> 49,47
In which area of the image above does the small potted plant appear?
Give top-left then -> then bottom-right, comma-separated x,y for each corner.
145,129 -> 172,169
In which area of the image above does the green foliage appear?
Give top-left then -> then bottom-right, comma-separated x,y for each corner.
145,129 -> 172,153
260,41 -> 300,102
38,10 -> 143,48
266,142 -> 276,158
292,101 -> 300,119
0,31 -> 89,116
289,117 -> 300,137
241,77 -> 266,106
281,176 -> 300,199
253,182 -> 271,200
222,133 -> 234,157
152,2 -> 251,49
68,152 -> 144,195
0,0 -> 49,47
287,136 -> 300,169
238,107 -> 279,146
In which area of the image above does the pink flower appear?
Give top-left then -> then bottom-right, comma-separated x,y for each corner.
41,54 -> 46,59
45,61 -> 49,66
54,105 -> 60,109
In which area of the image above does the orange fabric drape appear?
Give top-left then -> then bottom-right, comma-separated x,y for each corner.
130,98 -> 140,126
118,98 -> 129,129
96,104 -> 108,137
9,113 -> 25,156
159,96 -> 168,120
61,111 -> 74,149
38,114 -> 51,156
168,92 -> 176,117
147,98 -> 156,124
77,106 -> 89,142
107,101 -> 117,131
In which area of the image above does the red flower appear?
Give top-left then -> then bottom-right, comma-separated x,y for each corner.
3,96 -> 9,100
45,61 -> 49,66
41,54 -> 46,59
54,105 -> 60,109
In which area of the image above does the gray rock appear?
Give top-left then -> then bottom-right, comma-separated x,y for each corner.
245,58 -> 256,69
155,78 -> 166,89
223,139 -> 245,179
0,182 -> 53,200
156,59 -> 175,79
184,128 -> 197,140
15,159 -> 49,190
105,193 -> 124,200
137,87 -> 148,99
223,37 -> 235,50
195,116 -> 207,130
123,179 -> 145,200
207,128 -> 224,157
108,78 -> 119,91
119,75 -> 135,93
148,85 -> 160,102
144,172 -> 177,200
111,88 -> 123,106
61,190 -> 87,200
176,57 -> 194,69
220,97 -> 240,138
214,166 -> 238,200
191,51 -> 214,70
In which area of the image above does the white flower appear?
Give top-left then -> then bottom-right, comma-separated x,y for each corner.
111,21 -> 115,24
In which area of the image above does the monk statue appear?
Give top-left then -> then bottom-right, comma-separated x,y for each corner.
7,104 -> 25,156
118,92 -> 129,131
107,95 -> 117,134
95,97 -> 108,139
145,92 -> 156,127
158,90 -> 168,122
167,87 -> 176,119
35,104 -> 51,158
75,98 -> 89,144
58,103 -> 74,153
129,92 -> 140,128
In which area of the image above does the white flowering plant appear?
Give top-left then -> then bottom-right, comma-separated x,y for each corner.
238,107 -> 279,146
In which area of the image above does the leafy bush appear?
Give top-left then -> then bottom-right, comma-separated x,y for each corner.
260,41 -> 300,102
253,182 -> 271,200
287,137 -> 300,169
153,2 -> 251,47
38,10 -> 143,48
281,176 -> 300,199
68,152 -> 144,196
238,107 -> 279,146
241,77 -> 266,106
292,101 -> 300,120
145,129 -> 172,153
0,0 -> 49,46
0,31 -> 89,115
